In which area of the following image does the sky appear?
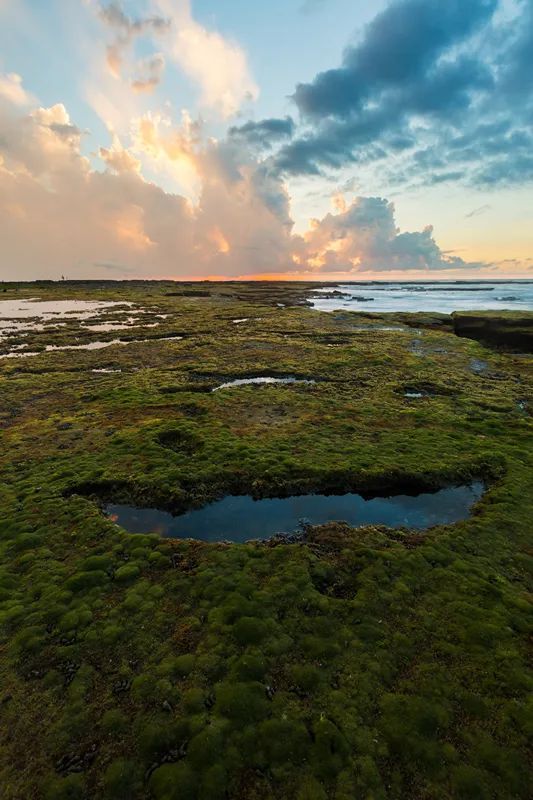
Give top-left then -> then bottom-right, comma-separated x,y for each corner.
0,0 -> 532,281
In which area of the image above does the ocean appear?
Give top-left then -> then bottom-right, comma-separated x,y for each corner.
310,281 -> 533,314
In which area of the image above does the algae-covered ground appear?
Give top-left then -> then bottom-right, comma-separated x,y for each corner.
0,281 -> 532,800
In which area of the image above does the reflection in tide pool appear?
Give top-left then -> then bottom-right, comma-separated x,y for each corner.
105,482 -> 484,542
0,298 -> 132,322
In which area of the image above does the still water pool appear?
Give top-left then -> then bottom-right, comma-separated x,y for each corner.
106,482 -> 484,542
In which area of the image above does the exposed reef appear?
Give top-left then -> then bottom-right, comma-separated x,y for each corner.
0,280 -> 531,800
452,311 -> 533,351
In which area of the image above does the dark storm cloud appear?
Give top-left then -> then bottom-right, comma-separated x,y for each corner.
292,0 -> 497,119
228,117 -> 295,148
272,0 -> 498,177
274,53 -> 493,176
249,0 -> 531,189
498,0 -> 533,99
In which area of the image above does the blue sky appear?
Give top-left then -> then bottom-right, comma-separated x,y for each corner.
0,0 -> 531,279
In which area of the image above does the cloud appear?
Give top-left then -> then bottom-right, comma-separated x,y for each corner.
93,261 -> 138,274
0,72 -> 34,106
0,68 -> 488,281
275,0 -> 497,176
297,196 -> 475,273
299,0 -> 327,13
498,0 -> 533,100
0,89 -> 294,279
228,117 -> 295,148
465,204 -> 491,218
0,83 -> 474,280
98,1 -> 170,81
97,2 -> 258,117
129,109 -> 201,199
99,134 -> 142,174
293,0 -> 496,119
0,97 -> 87,179
262,0 -> 533,190
131,54 -> 166,94
153,0 -> 258,117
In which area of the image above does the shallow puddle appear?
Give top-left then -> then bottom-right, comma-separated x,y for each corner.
82,318 -> 154,332
105,482 -> 485,542
470,359 -> 489,374
0,298 -> 132,321
46,339 -> 127,351
91,368 -> 122,373
355,325 -> 408,332
0,335 -> 184,359
212,376 -> 314,391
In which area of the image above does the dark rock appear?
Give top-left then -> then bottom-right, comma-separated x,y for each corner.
112,678 -> 131,694
453,312 -> 533,351
55,743 -> 97,775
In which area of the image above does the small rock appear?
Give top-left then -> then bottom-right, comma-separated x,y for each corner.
112,678 -> 131,694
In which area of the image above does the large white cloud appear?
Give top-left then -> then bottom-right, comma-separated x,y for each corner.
299,196 -> 473,272
0,72 -> 478,280
153,0 -> 259,117
0,85 -> 292,279
0,72 -> 34,106
96,1 -> 258,118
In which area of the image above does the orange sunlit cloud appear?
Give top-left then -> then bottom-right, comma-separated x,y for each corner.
209,226 -> 230,254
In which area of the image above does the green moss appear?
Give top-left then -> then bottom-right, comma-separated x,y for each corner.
131,674 -> 178,707
101,708 -> 129,734
183,688 -> 206,713
233,652 -> 267,681
198,763 -> 227,800
0,282 -> 531,800
65,570 -> 108,592
138,719 -> 191,762
149,763 -> 197,800
44,774 -> 85,800
289,664 -> 324,694
311,718 -> 350,781
215,681 -> 270,723
258,718 -> 310,765
452,765 -> 492,799
114,564 -> 141,583
103,759 -> 139,799
171,653 -> 196,677
296,777 -> 328,800
232,616 -> 269,645
187,725 -> 225,769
